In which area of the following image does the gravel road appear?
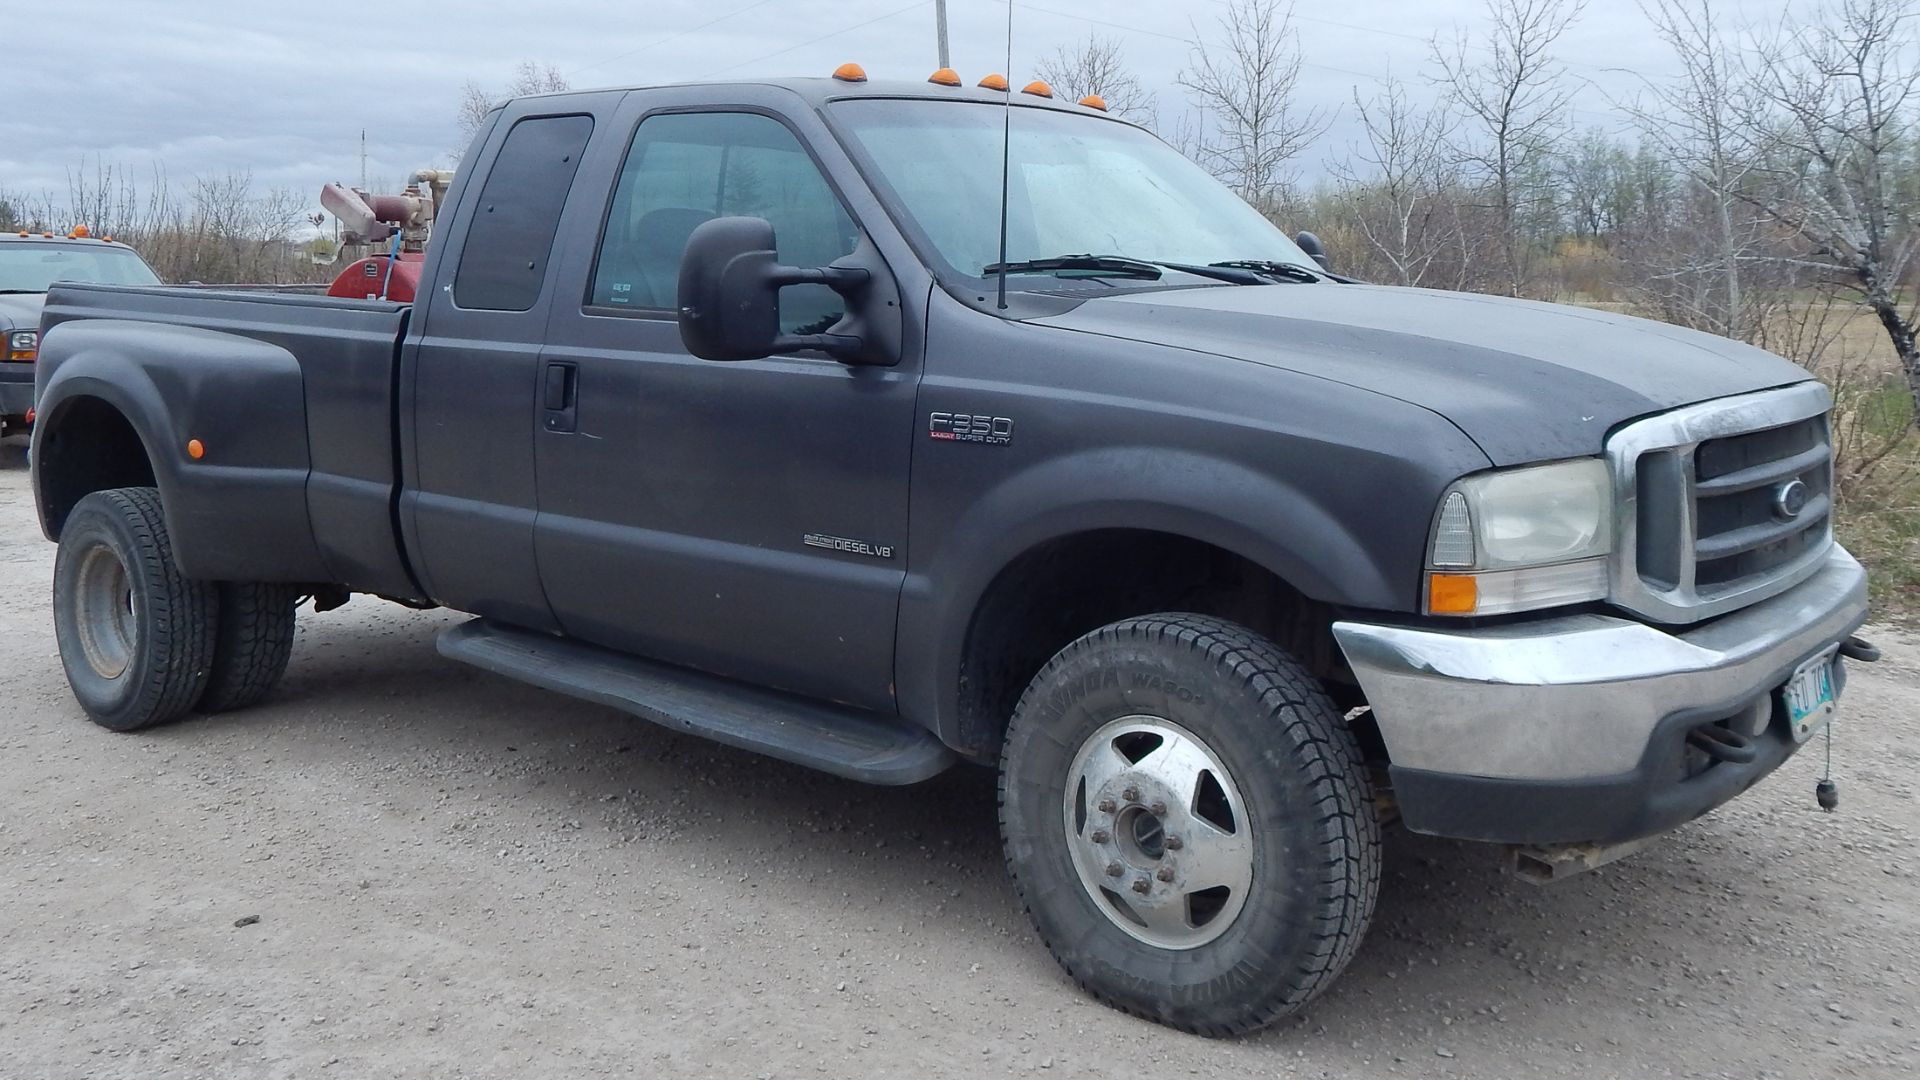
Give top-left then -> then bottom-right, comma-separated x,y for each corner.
0,438 -> 1915,1079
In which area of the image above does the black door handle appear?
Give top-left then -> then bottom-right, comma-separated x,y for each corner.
543,361 -> 578,433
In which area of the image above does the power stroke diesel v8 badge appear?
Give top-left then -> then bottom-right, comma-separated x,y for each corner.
928,411 -> 1014,445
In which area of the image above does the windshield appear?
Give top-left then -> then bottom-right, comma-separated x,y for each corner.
0,243 -> 161,292
831,99 -> 1314,283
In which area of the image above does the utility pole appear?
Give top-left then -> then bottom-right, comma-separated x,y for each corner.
359,130 -> 367,189
934,0 -> 950,68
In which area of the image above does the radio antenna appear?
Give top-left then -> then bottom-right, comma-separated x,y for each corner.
995,0 -> 1014,311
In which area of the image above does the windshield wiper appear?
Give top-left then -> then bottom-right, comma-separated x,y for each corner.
982,254 -> 1276,286
1209,259 -> 1324,283
982,254 -> 1163,280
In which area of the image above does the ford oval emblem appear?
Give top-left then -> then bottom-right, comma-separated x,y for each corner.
1773,478 -> 1810,521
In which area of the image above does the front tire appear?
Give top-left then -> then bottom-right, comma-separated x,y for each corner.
52,487 -> 218,731
999,614 -> 1381,1036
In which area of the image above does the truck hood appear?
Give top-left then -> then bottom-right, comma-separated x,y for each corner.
0,292 -> 46,332
1032,283 -> 1813,465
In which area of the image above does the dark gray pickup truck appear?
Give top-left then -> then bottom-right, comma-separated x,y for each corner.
30,73 -> 1874,1035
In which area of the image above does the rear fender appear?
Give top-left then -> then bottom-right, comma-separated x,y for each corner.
32,320 -> 330,581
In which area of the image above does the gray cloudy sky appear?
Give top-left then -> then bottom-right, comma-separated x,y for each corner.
3,0 -> 1802,209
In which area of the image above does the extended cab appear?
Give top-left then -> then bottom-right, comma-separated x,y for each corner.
1,230 -> 159,436
29,74 -> 1874,1035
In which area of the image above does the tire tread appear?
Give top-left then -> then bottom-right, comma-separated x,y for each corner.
997,612 -> 1382,1036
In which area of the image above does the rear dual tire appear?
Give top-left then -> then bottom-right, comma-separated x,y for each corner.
52,487 -> 298,731
999,613 -> 1381,1036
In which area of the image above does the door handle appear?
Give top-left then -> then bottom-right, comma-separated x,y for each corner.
543,361 -> 578,433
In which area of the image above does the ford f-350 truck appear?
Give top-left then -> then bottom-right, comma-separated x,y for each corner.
30,71 -> 1875,1035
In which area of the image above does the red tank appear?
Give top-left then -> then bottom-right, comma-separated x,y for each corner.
326,251 -> 426,302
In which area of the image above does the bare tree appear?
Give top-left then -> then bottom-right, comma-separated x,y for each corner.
1037,34 -> 1153,123
457,61 -> 572,141
1739,0 -> 1920,414
1328,77 -> 1462,286
1431,0 -> 1587,296
1179,0 -> 1328,213
1627,0 -> 1770,338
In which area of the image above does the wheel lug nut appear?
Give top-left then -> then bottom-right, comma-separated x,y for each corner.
1105,861 -> 1124,877
1089,829 -> 1110,844
1149,800 -> 1167,816
1122,786 -> 1140,802
1156,866 -> 1175,883
1165,835 -> 1183,851
1130,877 -> 1151,894
1096,798 -> 1116,813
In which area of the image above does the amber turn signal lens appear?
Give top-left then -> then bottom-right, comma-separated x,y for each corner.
832,62 -> 868,83
928,67 -> 961,86
1426,573 -> 1478,615
186,439 -> 206,460
978,73 -> 1009,91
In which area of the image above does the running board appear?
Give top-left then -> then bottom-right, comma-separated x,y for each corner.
436,619 -> 956,785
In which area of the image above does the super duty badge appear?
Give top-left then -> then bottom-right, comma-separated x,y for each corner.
929,411 -> 1014,446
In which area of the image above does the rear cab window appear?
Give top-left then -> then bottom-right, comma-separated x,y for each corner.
452,114 -> 595,312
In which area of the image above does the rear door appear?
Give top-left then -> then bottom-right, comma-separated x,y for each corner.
400,100 -> 610,629
531,87 -> 919,712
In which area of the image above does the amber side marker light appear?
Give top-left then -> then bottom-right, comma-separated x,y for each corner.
832,62 -> 868,82
978,73 -> 1009,91
1426,573 -> 1479,615
928,67 -> 962,86
186,439 -> 206,460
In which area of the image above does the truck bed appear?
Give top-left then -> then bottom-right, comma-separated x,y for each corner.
36,283 -> 418,597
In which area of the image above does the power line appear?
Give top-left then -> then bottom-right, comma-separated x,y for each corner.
569,0 -> 787,78
706,0 -> 932,78
1023,1 -> 1627,129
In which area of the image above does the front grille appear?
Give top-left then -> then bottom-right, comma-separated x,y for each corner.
1607,382 -> 1835,624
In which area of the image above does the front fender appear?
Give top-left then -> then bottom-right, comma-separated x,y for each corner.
894,442 -> 1479,751
32,320 -> 329,581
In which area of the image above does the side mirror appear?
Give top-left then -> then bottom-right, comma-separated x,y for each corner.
677,216 -> 874,363
1294,231 -> 1331,272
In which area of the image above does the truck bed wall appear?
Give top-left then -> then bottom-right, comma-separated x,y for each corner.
36,285 -> 418,597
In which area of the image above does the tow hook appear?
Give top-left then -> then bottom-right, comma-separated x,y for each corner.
1506,836 -> 1663,885
1839,635 -> 1881,663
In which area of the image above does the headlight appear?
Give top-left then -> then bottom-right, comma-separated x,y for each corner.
6,330 -> 36,355
1425,458 -> 1612,616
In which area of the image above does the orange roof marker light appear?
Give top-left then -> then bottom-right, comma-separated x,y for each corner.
832,62 -> 868,83
1079,94 -> 1108,111
69,224 -> 90,238
1021,80 -> 1053,98
928,67 -> 962,87
978,73 -> 1009,91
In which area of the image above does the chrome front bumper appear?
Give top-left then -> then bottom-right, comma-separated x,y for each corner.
1332,547 -> 1869,843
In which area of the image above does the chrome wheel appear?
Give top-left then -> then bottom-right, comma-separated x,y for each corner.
74,542 -> 138,680
1062,715 -> 1253,949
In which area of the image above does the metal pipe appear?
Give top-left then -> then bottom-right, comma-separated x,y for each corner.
934,0 -> 950,68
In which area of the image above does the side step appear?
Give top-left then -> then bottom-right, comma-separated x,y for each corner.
436,619 -> 956,785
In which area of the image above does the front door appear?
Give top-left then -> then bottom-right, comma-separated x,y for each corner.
533,103 -> 917,712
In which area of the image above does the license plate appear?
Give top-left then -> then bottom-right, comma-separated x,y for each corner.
1782,648 -> 1838,743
